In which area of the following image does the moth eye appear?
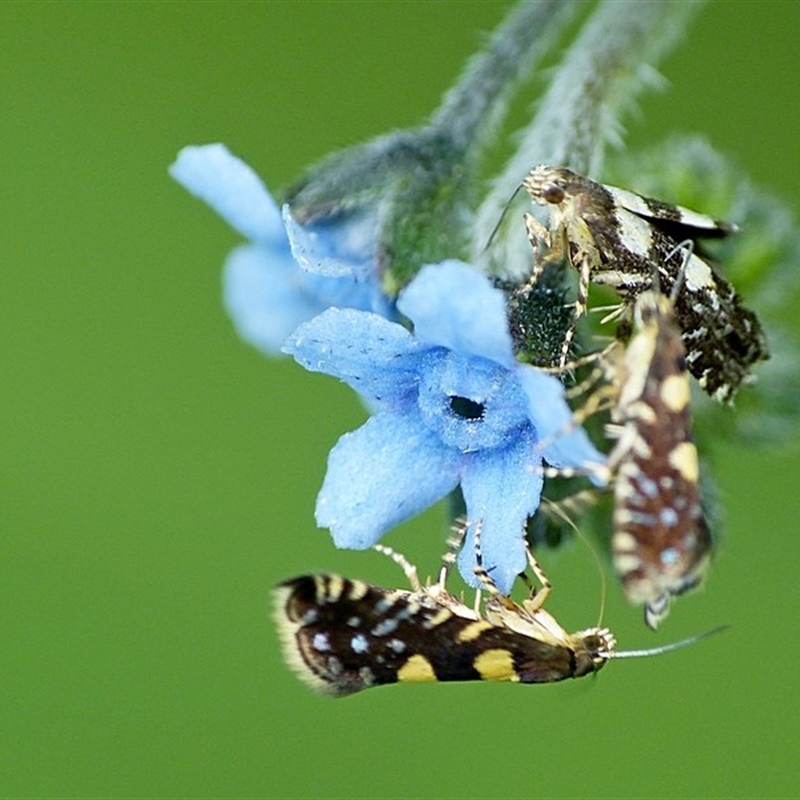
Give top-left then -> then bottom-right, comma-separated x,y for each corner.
542,183 -> 565,204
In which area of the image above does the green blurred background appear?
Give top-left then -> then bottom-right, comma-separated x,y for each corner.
2,2 -> 799,797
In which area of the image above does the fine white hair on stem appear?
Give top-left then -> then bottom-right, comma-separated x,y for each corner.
430,0 -> 578,155
474,0 -> 706,279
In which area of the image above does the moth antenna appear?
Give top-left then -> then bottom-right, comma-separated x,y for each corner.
609,625 -> 730,659
483,184 -> 525,252
540,496 -> 608,628
664,238 -> 694,301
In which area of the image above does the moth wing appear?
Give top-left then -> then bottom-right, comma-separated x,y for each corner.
606,185 -> 736,239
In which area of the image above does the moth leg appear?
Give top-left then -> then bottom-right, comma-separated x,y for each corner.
532,350 -> 619,475
518,540 -> 552,613
539,489 -> 599,524
472,520 -> 518,611
523,211 -> 552,254
536,337 -> 616,383
437,518 -> 469,591
519,212 -> 555,294
597,301 -> 627,327
525,211 -> 573,268
473,521 -> 553,612
558,249 -> 592,368
563,342 -> 620,402
371,544 -> 422,593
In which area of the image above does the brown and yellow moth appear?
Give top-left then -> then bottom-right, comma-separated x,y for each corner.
273,526 -> 614,696
599,261 -> 713,629
273,524 -> 719,695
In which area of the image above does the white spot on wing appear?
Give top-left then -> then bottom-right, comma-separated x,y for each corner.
659,507 -> 679,527
608,186 -> 652,217
660,547 -> 680,566
371,618 -> 399,636
637,476 -> 659,498
301,608 -> 318,625
673,206 -> 725,231
615,209 -> 653,257
683,253 -> 714,291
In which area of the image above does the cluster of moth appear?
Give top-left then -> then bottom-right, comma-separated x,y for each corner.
274,165 -> 766,696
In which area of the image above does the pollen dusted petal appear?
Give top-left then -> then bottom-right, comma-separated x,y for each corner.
458,434 -> 544,594
398,260 -> 516,368
316,410 -> 462,550
517,365 -> 606,478
284,308 -> 419,402
173,144 -> 392,359
223,244 -> 323,356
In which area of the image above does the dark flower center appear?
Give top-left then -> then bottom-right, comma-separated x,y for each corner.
416,349 -> 529,451
449,395 -> 485,420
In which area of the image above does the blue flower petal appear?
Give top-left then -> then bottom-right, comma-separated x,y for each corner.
397,261 -> 516,368
457,431 -> 544,593
283,206 -> 394,319
222,244 -> 325,356
170,144 -> 284,242
173,144 -> 396,360
317,410 -> 463,549
225,241 -> 394,357
284,308 -> 421,402
283,206 -> 361,278
517,365 -> 606,480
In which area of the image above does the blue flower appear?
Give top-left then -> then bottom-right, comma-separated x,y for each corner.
169,144 -> 392,356
285,260 -> 606,593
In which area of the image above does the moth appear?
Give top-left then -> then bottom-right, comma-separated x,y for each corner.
273,531 -> 615,697
598,263 -> 713,629
273,526 -> 719,695
522,164 -> 768,402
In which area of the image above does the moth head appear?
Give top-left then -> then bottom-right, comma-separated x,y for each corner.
633,290 -> 675,330
523,164 -> 571,207
572,626 -> 617,676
